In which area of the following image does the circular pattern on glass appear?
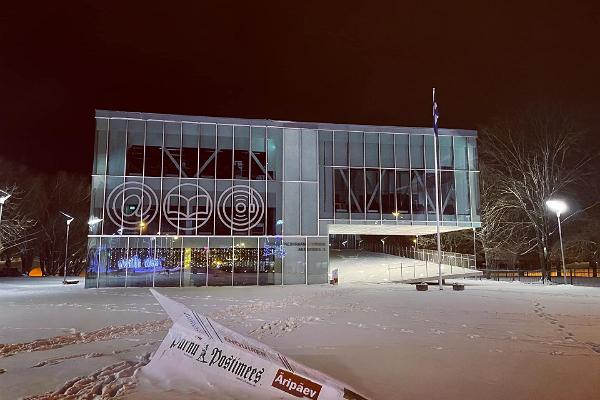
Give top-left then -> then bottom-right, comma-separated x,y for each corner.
217,185 -> 264,231
106,181 -> 158,228
162,183 -> 213,231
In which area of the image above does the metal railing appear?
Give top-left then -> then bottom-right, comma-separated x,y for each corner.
380,245 -> 476,271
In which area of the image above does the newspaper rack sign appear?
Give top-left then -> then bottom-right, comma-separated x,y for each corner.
143,289 -> 368,400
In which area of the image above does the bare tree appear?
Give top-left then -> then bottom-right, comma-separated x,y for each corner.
0,184 -> 38,265
479,108 -> 597,281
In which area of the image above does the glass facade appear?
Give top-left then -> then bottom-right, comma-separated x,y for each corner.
87,111 -> 480,288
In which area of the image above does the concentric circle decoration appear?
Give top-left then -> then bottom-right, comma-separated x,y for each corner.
106,181 -> 159,228
162,183 -> 213,231
217,185 -> 264,231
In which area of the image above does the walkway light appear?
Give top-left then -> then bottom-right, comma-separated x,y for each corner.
546,199 -> 568,284
60,212 -> 75,284
0,189 -> 10,226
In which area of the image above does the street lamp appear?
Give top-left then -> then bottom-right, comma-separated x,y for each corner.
546,199 -> 568,284
0,189 -> 11,226
60,212 -> 75,284
88,217 -> 102,232
392,211 -> 400,223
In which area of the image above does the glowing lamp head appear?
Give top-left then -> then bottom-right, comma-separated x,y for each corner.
0,190 -> 11,204
546,199 -> 567,215
88,217 -> 103,226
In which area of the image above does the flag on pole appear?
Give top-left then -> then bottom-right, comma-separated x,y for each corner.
433,89 -> 440,136
432,88 -> 443,290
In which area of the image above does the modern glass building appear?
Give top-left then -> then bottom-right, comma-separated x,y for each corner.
86,110 -> 480,288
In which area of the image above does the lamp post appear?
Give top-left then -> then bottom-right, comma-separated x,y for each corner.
0,190 -> 11,226
60,212 -> 75,283
546,199 -> 568,284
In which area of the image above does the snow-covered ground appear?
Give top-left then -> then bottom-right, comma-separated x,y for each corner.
1,276 -> 599,399
330,249 -> 482,283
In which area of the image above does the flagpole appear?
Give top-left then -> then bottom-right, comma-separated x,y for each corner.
432,88 -> 443,290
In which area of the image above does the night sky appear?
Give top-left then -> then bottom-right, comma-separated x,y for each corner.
1,2 -> 599,175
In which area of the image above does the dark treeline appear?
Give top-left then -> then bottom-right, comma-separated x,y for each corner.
0,158 -> 89,276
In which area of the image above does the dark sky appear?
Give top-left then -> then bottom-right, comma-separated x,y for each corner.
1,1 -> 599,175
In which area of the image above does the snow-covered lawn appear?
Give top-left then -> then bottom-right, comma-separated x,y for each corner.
0,277 -> 599,399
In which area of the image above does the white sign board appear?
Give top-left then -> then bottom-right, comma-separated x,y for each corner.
143,289 -> 368,400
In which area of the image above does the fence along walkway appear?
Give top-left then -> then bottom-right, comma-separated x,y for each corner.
329,249 -> 481,284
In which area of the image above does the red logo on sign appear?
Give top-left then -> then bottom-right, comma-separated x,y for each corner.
272,369 -> 322,399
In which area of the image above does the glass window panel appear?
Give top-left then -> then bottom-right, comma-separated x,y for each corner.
214,180 -> 232,235
349,168 -> 365,219
283,182 -> 300,235
411,170 -> 426,220
250,127 -> 267,180
126,120 -> 145,176
333,131 -> 348,166
395,134 -> 409,169
470,171 -> 481,221
85,237 -> 100,288
454,136 -> 468,170
425,135 -> 435,169
301,182 -> 318,235
176,178 -> 205,235
143,177 -> 161,235
441,171 -> 456,219
267,128 -> 283,180
301,129 -> 318,181
216,125 -> 233,179
107,119 -> 127,176
99,237 -> 128,288
455,171 -> 471,219
231,180 -> 251,237
250,180 -> 266,235
103,176 -> 125,234
144,121 -> 163,177
259,237 -> 282,285
266,181 -> 282,235
197,178 -> 215,235
153,236 -> 183,287
319,167 -> 334,219
207,237 -> 233,286
439,136 -> 453,170
381,169 -> 395,218
395,170 -> 411,215
233,237 -> 258,286
364,132 -> 379,167
181,123 -> 200,178
426,171 -> 437,218
122,177 -> 144,235
334,168 -> 350,219
161,178 -> 180,236
468,137 -> 478,170
307,237 -> 328,284
283,237 -> 306,285
94,118 -> 108,175
349,131 -> 364,167
181,237 -> 208,287
380,133 -> 395,168
318,130 -> 333,166
163,122 -> 182,177
365,168 -> 381,219
284,128 -> 301,181
410,135 -> 424,169
127,237 -> 154,288
90,176 -> 105,235
199,124 -> 216,178
234,126 -> 250,179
